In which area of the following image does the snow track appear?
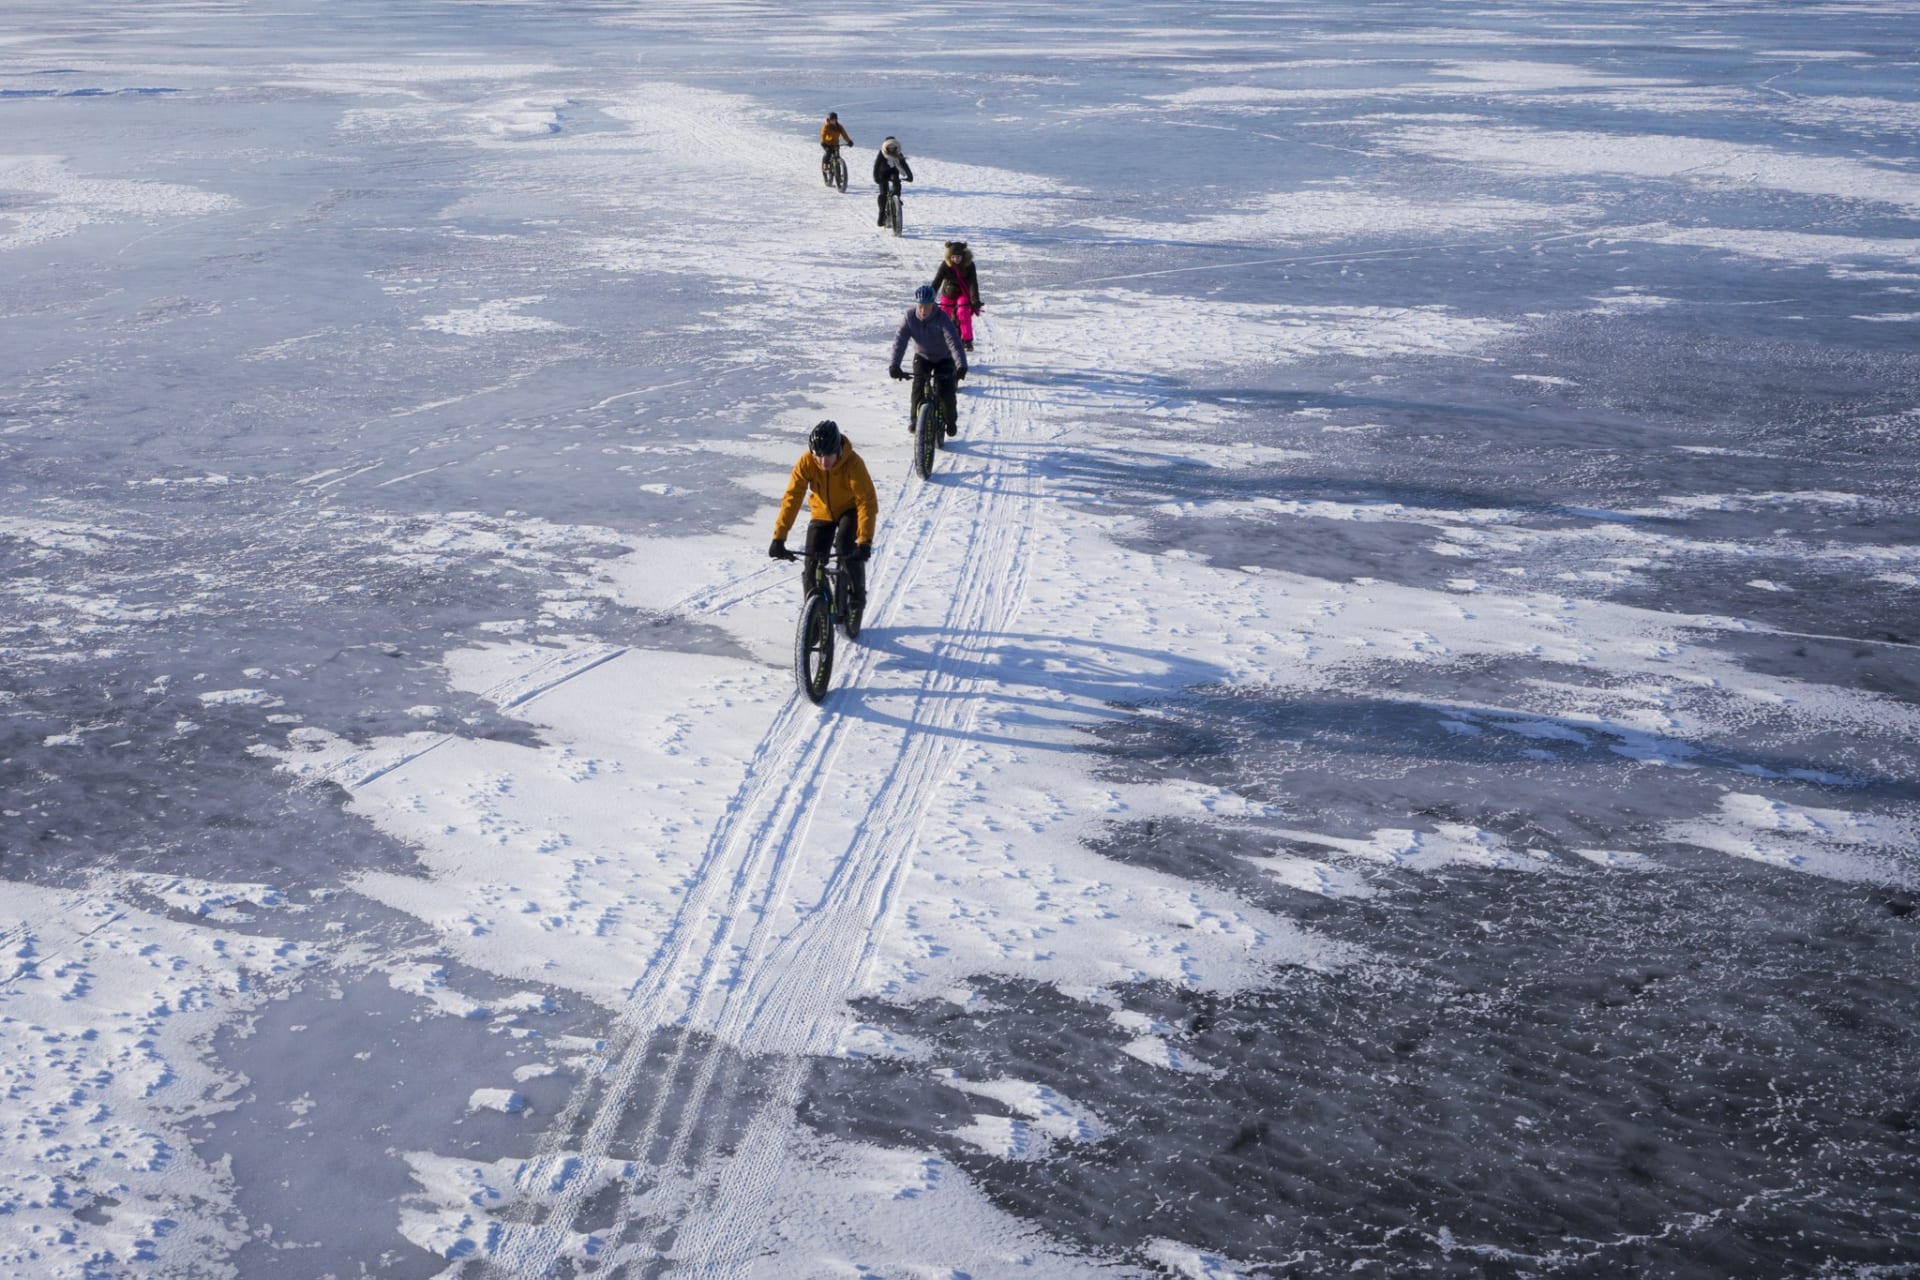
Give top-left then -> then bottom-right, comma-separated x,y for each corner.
489,323 -> 1042,1276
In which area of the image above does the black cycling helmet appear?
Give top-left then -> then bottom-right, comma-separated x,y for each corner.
827,111 -> 838,120
809,419 -> 843,456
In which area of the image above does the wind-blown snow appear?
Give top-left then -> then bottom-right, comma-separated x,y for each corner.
0,155 -> 236,251
1387,125 -> 1920,212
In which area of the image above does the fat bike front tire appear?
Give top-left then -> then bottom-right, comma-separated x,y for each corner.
795,591 -> 835,703
913,401 -> 938,480
834,155 -> 848,192
888,193 -> 903,236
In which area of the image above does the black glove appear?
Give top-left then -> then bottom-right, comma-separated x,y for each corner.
888,366 -> 908,381
769,539 -> 795,561
955,367 -> 968,381
971,304 -> 982,313
854,543 -> 871,563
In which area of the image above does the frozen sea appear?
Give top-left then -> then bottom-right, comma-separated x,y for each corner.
3,0 -> 1918,1276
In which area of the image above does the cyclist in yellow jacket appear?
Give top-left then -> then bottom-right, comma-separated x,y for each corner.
820,112 -> 854,162
770,420 -> 878,609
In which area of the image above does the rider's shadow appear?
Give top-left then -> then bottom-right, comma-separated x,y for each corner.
822,625 -> 1227,751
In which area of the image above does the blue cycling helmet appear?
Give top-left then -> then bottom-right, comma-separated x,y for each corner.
809,419 -> 842,455
913,284 -> 936,305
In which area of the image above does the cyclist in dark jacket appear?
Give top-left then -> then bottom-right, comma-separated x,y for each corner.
873,136 -> 913,227
888,284 -> 967,436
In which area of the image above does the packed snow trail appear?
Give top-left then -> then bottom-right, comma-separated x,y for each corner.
486,313 -> 1043,1276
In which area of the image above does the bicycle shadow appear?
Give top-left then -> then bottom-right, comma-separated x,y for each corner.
821,623 -> 1905,798
822,624 -> 1223,751
914,433 -> 1690,535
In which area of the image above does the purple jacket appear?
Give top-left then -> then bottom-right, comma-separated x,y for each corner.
889,306 -> 967,371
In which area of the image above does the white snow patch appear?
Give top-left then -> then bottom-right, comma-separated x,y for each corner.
396,1149 -> 627,1265
1020,290 -> 1515,373
1272,822 -> 1555,874
1121,1035 -> 1223,1078
468,1088 -> 528,1114
1620,224 -> 1920,271
1247,851 -> 1377,898
937,1070 -> 1108,1160
1146,1238 -> 1257,1279
1668,793 -> 1914,885
1588,288 -> 1676,313
1387,125 -> 1920,213
470,96 -> 571,139
197,687 -> 284,708
0,154 -> 237,251
127,875 -> 285,919
1150,58 -> 1681,104
417,297 -> 568,335
1087,187 -> 1585,247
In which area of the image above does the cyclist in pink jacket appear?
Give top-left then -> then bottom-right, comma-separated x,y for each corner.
929,240 -> 982,351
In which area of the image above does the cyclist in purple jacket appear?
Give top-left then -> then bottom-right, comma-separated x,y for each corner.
887,284 -> 967,436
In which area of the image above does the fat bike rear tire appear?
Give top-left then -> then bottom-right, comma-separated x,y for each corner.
835,571 -> 863,639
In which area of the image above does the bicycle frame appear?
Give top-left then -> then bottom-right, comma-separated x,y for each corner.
907,360 -> 957,432
805,548 -> 853,622
821,145 -> 847,191
883,179 -> 904,235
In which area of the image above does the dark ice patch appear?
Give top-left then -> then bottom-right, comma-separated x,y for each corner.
811,856 -> 1920,1277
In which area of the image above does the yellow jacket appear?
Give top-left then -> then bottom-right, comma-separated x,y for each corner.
820,119 -> 853,147
774,442 -> 877,543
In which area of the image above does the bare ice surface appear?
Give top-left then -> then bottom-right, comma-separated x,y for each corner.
2,0 -> 1917,1276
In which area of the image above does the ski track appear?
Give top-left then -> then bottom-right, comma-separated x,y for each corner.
486,309 -> 1040,1276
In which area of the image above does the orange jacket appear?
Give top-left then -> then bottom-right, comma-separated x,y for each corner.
774,441 -> 877,543
820,119 -> 853,147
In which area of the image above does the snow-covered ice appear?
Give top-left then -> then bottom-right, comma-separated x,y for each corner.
3,0 -> 1916,1275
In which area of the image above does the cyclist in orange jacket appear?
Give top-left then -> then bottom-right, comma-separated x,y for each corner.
820,112 -> 853,164
770,420 -> 878,610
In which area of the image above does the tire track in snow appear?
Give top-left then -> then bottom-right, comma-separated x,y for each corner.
660,344 -> 1043,1274
492,316 -> 1042,1277
586,375 -> 1039,1268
